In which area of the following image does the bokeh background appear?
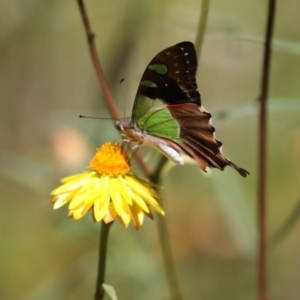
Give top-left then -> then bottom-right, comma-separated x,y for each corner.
1,1 -> 300,299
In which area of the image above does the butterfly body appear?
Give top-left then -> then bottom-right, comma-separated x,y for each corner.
116,42 -> 249,177
116,116 -> 184,164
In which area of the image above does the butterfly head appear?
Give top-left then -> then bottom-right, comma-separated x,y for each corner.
116,119 -> 145,144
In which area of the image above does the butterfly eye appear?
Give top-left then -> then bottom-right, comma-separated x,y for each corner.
115,120 -> 124,131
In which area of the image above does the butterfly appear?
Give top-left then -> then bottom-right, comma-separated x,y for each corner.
116,41 -> 249,177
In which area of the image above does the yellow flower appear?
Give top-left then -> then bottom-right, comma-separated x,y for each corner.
51,143 -> 164,229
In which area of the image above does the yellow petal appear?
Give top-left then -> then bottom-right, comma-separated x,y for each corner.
60,171 -> 93,183
109,178 -> 123,215
53,193 -> 74,209
127,190 -> 149,213
75,176 -> 99,197
129,202 -> 145,229
83,183 -> 100,205
126,177 -> 164,214
103,203 -> 117,224
94,194 -> 110,222
51,177 -> 88,195
109,179 -> 131,225
92,176 -> 112,221
72,206 -> 85,219
69,189 -> 91,210
80,201 -> 94,216
118,176 -> 133,205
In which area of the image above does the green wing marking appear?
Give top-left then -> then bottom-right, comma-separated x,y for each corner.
138,108 -> 183,144
133,81 -> 162,124
148,64 -> 168,74
140,80 -> 158,88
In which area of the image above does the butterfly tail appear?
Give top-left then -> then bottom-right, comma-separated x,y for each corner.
226,160 -> 249,177
168,103 -> 249,177
181,141 -> 249,177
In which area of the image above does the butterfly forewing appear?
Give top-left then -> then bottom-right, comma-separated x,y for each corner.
131,42 -> 201,124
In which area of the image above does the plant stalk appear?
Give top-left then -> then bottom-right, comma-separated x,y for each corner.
195,0 -> 210,59
76,0 -> 150,176
95,221 -> 113,300
258,1 -> 276,299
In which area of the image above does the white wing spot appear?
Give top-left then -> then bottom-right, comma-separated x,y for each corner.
184,52 -> 189,56
157,144 -> 184,164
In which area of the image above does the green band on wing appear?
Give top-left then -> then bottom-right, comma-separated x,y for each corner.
140,80 -> 158,88
138,108 -> 183,144
148,64 -> 168,75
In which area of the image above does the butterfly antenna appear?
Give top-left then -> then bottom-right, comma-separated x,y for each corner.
120,78 -> 127,121
79,115 -> 118,121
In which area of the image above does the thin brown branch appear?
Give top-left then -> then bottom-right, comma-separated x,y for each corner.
77,0 -> 119,120
258,1 -> 276,300
76,0 -> 150,176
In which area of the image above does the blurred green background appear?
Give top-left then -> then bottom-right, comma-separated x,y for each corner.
1,1 -> 300,299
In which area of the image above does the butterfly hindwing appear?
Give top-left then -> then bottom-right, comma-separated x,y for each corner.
167,103 -> 249,177
138,108 -> 182,144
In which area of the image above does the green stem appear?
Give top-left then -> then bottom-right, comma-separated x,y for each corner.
270,197 -> 300,247
157,212 -> 183,300
150,156 -> 183,300
95,221 -> 113,300
148,2 -> 212,298
195,0 -> 210,60
257,1 -> 276,300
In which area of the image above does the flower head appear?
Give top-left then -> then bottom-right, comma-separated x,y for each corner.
51,143 -> 164,229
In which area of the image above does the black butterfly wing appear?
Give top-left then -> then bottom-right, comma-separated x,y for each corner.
131,42 -> 201,124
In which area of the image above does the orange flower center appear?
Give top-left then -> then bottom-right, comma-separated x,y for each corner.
90,143 -> 130,176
